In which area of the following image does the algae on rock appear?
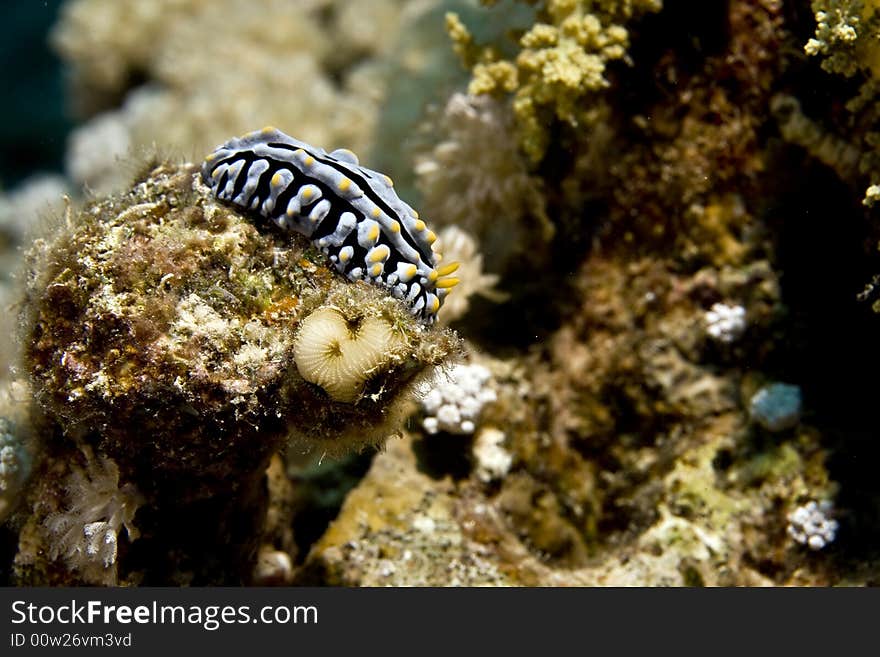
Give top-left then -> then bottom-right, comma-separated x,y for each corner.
14,160 -> 455,584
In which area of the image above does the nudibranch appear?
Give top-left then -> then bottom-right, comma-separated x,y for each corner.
201,127 -> 459,322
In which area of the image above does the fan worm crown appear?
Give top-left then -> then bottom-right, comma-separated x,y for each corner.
202,127 -> 459,322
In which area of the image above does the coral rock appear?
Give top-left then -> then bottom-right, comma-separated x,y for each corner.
22,162 -> 456,498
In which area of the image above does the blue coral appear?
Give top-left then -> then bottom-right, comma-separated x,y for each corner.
0,417 -> 30,518
749,383 -> 803,432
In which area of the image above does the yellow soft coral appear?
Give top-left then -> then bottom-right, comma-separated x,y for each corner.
800,2 -> 880,203
447,0 -> 661,162
804,0 -> 880,78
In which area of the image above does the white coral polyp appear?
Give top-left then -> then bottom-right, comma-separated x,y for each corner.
421,363 -> 496,435
473,428 -> 512,482
704,303 -> 746,343
45,454 -> 142,583
83,521 -> 118,567
787,500 -> 838,551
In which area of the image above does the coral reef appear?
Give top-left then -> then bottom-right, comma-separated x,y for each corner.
7,0 -> 880,588
11,159 -> 454,583
294,0 -> 879,586
302,248 -> 840,585
301,419 -> 830,585
415,94 -> 550,271
804,0 -> 880,77
447,0 -> 662,162
51,0 -> 416,194
301,435 -> 512,586
589,0 -> 784,263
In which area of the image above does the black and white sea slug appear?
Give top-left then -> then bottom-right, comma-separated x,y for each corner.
201,127 -> 459,322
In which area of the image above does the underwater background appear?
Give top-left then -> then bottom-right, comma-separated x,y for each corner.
1,0 -> 879,586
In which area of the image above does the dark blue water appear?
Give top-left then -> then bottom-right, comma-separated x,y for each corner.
0,0 -> 69,188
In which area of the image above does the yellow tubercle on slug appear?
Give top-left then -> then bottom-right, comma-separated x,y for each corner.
436,262 -> 460,277
369,246 -> 390,263
435,278 -> 460,289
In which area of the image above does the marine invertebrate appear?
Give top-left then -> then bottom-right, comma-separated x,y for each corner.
447,0 -> 662,161
23,162 -> 456,493
293,306 -> 405,403
420,363 -> 497,435
472,427 -> 512,483
16,159 -> 456,583
50,0 -> 415,194
787,500 -> 838,550
431,226 -> 506,325
704,303 -> 747,344
414,93 -> 552,290
44,452 -> 142,585
749,383 -> 803,432
202,128 -> 460,323
804,0 -> 880,78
